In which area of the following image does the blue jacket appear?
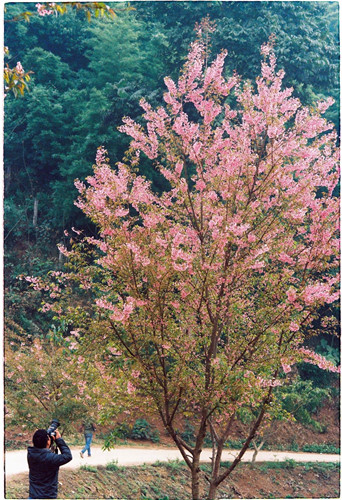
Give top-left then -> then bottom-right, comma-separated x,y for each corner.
27,438 -> 72,499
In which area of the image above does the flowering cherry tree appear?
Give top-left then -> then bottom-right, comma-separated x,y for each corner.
5,328 -> 101,433
33,23 -> 339,499
5,308 -> 137,438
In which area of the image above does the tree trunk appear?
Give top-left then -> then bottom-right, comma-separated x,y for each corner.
191,454 -> 202,500
252,438 -> 265,463
207,480 -> 218,500
33,197 -> 38,227
5,164 -> 11,193
207,392 -> 274,497
58,244 -> 64,268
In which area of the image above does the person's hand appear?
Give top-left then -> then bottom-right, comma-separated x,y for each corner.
54,430 -> 61,440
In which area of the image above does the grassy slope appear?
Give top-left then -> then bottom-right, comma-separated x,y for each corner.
6,462 -> 340,499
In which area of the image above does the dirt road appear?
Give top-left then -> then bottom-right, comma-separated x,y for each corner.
5,445 -> 340,477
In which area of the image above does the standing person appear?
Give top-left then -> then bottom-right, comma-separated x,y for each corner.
80,421 -> 96,458
27,429 -> 72,499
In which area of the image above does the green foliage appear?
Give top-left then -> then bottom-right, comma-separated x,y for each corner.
302,443 -> 340,454
102,419 -> 160,449
203,433 -> 213,447
5,260 -> 55,339
106,460 -> 121,472
318,338 -> 340,365
114,422 -> 131,440
163,459 -> 184,472
259,459 -> 297,472
304,462 -> 339,475
79,465 -> 98,473
289,440 -> 299,452
102,423 -> 131,450
283,458 -> 296,469
279,378 -> 330,431
131,419 -> 160,443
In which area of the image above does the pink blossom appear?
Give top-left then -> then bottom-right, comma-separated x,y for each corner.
115,207 -> 129,217
281,362 -> 292,374
175,162 -> 183,175
303,283 -> 336,305
286,288 -> 297,304
15,62 -> 24,75
36,3 -> 54,15
196,179 -> 206,192
57,244 -> 71,257
127,381 -> 135,394
299,348 -> 340,373
260,41 -> 272,57
96,146 -> 108,166
108,347 -> 122,356
289,322 -> 300,332
317,97 -> 335,114
74,179 -> 86,194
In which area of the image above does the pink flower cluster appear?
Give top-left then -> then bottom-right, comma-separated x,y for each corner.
302,282 -> 338,306
96,296 -> 138,325
95,146 -> 108,167
299,348 -> 340,373
36,3 -> 54,16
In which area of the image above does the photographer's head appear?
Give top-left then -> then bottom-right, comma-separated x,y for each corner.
33,429 -> 50,449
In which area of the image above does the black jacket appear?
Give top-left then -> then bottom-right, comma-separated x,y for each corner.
27,438 -> 72,499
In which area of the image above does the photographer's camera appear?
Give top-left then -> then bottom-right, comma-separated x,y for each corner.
47,419 -> 60,438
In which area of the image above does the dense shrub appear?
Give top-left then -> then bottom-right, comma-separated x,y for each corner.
131,419 -> 160,443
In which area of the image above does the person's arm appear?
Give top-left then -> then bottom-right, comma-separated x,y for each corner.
56,438 -> 72,462
45,431 -> 72,466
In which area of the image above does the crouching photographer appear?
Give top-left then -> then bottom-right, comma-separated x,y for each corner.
27,420 -> 72,499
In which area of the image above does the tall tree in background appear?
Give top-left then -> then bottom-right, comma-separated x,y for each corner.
137,2 -> 339,115
48,23 -> 339,499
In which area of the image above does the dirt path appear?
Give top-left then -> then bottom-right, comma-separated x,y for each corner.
5,445 -> 340,477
